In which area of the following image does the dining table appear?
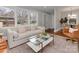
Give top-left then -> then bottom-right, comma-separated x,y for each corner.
63,27 -> 79,52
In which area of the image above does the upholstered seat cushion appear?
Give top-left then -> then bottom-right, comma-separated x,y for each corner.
13,31 -> 19,39
13,31 -> 32,41
7,26 -> 45,48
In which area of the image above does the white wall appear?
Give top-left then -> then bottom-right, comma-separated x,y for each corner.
4,6 -> 53,29
54,9 -> 79,32
54,9 -> 62,32
44,14 -> 53,29
38,12 -> 52,29
61,10 -> 79,25
38,11 -> 45,26
7,7 -> 79,32
51,14 -> 54,28
33,9 -> 54,29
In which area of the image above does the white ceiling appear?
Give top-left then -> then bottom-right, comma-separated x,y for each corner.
19,6 -> 79,14
19,6 -> 67,14
61,6 -> 79,12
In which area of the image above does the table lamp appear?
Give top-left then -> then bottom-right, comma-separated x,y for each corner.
0,22 -> 3,28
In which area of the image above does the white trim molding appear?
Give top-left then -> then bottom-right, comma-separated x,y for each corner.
54,27 -> 62,32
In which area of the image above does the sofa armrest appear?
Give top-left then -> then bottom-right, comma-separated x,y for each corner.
7,29 -> 14,48
7,29 -> 14,38
37,26 -> 45,32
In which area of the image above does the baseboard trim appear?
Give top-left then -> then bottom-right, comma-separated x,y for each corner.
54,28 -> 62,32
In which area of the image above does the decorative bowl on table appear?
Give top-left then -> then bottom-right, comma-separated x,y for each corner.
41,32 -> 50,40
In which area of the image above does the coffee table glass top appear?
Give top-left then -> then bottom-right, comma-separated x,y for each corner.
28,34 -> 51,45
27,33 -> 54,52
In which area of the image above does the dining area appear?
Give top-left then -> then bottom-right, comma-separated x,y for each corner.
63,25 -> 79,52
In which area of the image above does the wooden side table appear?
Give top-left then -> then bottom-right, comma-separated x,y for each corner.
0,37 -> 7,53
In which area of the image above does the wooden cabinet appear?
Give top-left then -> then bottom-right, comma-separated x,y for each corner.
0,38 -> 7,53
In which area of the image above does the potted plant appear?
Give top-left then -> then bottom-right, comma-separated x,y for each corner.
60,18 -> 64,25
41,32 -> 50,40
64,17 -> 68,26
60,17 -> 68,29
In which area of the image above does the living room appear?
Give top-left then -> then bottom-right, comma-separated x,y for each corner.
0,6 -> 79,53
0,6 -> 54,53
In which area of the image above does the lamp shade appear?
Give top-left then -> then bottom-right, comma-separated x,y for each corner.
0,22 -> 3,27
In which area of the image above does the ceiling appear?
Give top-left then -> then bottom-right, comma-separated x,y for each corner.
61,6 -> 79,11
19,6 -> 79,14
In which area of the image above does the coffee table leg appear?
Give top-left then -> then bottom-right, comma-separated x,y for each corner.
39,43 -> 43,53
52,37 -> 54,45
53,35 -> 54,45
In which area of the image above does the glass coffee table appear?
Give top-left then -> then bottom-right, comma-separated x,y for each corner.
26,34 -> 54,52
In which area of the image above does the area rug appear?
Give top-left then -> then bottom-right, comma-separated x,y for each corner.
7,35 -> 78,53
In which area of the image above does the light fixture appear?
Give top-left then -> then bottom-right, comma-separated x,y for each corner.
0,22 -> 3,28
68,14 -> 77,18
68,8 -> 77,19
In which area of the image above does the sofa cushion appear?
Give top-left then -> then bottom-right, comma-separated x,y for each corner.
31,26 -> 39,30
13,31 -> 32,41
31,30 -> 42,34
17,27 -> 26,33
25,26 -> 31,31
10,27 -> 18,32
10,26 -> 45,41
17,26 -> 31,33
13,31 -> 19,39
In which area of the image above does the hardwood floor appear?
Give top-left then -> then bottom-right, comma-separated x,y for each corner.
45,29 -> 68,37
0,40 -> 8,53
45,28 -> 54,34
46,29 -> 78,42
0,29 -> 69,53
54,29 -> 68,37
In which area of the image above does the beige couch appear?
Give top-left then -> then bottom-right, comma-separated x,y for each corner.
7,26 -> 45,48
